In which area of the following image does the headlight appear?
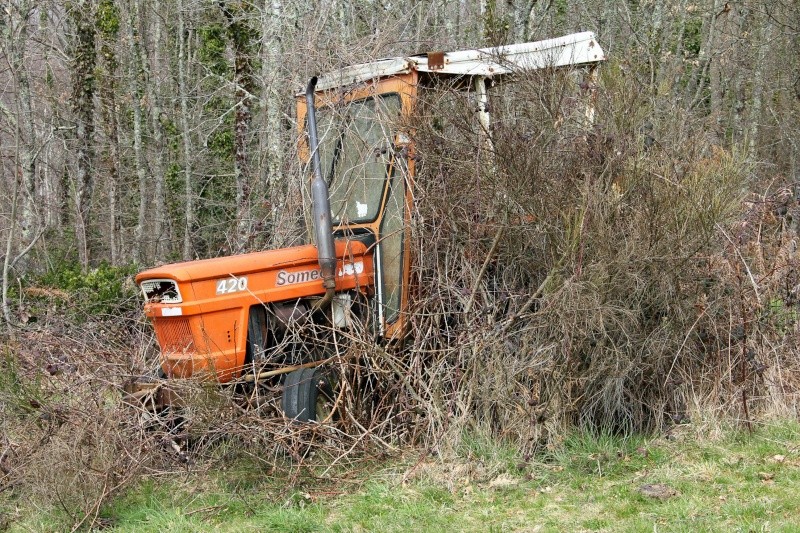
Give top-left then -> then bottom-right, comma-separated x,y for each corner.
140,279 -> 182,303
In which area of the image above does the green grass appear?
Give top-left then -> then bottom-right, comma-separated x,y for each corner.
6,420 -> 800,532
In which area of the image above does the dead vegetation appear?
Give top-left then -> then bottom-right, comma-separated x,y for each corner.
0,65 -> 798,529
403,67 -> 800,450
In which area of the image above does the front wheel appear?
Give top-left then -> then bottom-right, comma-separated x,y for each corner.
281,367 -> 334,422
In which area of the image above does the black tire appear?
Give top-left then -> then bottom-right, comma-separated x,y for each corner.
281,367 -> 334,422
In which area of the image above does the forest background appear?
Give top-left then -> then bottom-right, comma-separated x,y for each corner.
2,0 -> 797,272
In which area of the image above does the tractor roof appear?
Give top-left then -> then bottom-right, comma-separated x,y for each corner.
309,31 -> 605,93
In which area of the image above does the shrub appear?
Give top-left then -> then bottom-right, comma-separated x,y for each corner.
24,261 -> 140,322
393,63 -> 798,452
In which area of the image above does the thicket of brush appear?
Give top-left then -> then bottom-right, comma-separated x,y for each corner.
1,64 -> 798,528
406,66 -> 799,449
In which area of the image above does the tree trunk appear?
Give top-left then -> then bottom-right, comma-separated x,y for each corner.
129,0 -> 148,265
98,0 -> 122,265
687,0 -> 722,111
220,2 -> 256,253
260,0 -> 284,244
70,0 -> 97,270
146,0 -> 167,261
748,11 -> 773,160
177,0 -> 194,260
5,1 -> 39,254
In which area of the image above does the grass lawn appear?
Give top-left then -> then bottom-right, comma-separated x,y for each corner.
7,420 -> 800,532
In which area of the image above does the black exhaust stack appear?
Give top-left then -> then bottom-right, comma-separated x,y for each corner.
305,77 -> 336,306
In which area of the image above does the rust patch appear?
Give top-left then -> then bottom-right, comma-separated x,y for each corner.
427,51 -> 445,70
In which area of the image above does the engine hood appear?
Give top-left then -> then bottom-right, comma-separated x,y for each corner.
136,241 -> 368,284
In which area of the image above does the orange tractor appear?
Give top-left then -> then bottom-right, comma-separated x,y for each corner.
134,32 -> 605,421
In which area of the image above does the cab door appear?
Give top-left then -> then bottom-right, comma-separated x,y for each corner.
297,73 -> 417,339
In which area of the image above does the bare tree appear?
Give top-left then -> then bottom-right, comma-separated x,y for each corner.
0,0 -> 795,272
128,0 -> 149,264
258,0 -> 285,242
3,1 -> 40,252
97,0 -> 123,264
177,0 -> 194,260
219,1 -> 257,252
69,0 -> 97,270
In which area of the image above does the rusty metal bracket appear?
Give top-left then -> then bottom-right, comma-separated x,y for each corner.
427,51 -> 445,71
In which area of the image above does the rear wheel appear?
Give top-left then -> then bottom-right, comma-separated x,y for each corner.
281,367 -> 335,422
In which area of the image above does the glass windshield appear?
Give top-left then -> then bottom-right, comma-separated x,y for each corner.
314,94 -> 402,224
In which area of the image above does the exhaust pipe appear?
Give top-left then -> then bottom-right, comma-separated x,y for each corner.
305,77 -> 337,307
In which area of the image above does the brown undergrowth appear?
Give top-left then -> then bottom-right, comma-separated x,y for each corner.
403,66 -> 800,452
0,64 -> 798,529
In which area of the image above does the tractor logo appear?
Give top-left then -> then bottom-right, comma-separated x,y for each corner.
275,261 -> 364,287
276,268 -> 322,286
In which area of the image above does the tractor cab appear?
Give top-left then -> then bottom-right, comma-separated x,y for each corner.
296,30 -> 605,340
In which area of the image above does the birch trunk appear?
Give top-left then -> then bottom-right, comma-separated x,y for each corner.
129,0 -> 148,264
177,0 -> 194,260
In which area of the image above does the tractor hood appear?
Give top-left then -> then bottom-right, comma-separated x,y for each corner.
135,240 -> 373,382
136,240 -> 373,315
136,242 -> 369,284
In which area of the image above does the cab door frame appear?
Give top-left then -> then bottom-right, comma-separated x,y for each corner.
297,71 -> 418,340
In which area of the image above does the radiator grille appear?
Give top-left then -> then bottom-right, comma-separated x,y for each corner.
153,317 -> 194,353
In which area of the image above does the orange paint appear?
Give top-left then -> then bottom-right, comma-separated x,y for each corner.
136,241 -> 373,381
